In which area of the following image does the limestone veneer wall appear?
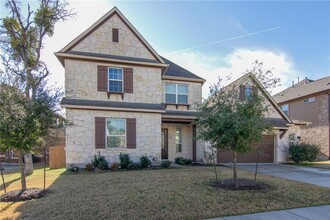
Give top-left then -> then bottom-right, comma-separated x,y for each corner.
72,14 -> 156,60
65,59 -> 162,104
161,80 -> 202,109
66,109 -> 161,167
161,123 -> 193,161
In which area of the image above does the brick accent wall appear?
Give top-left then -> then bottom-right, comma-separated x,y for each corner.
300,126 -> 329,160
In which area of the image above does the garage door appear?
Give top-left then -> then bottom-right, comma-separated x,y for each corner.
217,135 -> 274,163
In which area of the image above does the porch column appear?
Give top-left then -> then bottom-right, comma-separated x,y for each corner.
193,124 -> 196,162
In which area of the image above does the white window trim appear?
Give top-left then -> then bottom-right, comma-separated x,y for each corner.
106,118 -> 126,148
108,67 -> 123,93
165,83 -> 188,104
303,97 -> 316,104
176,128 -> 182,152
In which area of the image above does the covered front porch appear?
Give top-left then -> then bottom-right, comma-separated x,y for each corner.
161,111 -> 197,162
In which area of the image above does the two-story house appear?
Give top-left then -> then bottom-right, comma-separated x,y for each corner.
56,7 -> 206,167
274,77 -> 330,160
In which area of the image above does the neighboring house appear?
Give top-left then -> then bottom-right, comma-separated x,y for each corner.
273,77 -> 330,160
216,73 -> 304,163
56,7 -> 206,167
0,150 -> 18,164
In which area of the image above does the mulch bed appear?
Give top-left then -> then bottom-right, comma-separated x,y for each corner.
211,178 -> 271,191
0,188 -> 46,202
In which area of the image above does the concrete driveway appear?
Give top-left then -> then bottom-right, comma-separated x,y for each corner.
237,163 -> 330,188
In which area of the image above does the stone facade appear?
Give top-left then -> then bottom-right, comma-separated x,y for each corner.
72,14 -> 156,60
161,123 -> 193,161
161,80 -> 203,110
66,109 -> 161,167
275,125 -> 302,163
65,59 -> 162,104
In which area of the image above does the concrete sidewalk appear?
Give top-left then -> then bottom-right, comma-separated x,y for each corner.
209,205 -> 330,220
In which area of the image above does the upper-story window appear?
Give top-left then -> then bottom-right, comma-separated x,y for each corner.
165,83 -> 188,104
281,104 -> 289,116
108,68 -> 123,93
303,97 -> 315,104
245,85 -> 253,98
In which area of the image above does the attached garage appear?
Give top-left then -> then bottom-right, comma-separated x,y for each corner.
217,135 -> 275,163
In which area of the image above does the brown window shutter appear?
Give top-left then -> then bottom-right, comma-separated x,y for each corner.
95,117 -> 106,149
112,28 -> 119,42
126,118 -> 136,149
239,85 -> 246,101
252,86 -> 258,96
97,66 -> 108,92
124,68 -> 133,93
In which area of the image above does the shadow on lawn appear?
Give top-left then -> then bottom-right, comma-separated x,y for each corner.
3,169 -> 70,220
0,177 -> 21,192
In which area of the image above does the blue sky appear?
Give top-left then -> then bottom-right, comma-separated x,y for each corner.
1,1 -> 329,97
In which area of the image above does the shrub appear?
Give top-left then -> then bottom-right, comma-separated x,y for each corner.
175,157 -> 193,165
289,143 -> 320,163
70,165 -> 79,173
111,162 -> 119,172
161,161 -> 171,169
119,153 -> 132,169
92,152 -> 109,170
127,162 -> 140,170
175,157 -> 185,165
85,163 -> 94,172
140,155 -> 151,168
185,159 -> 193,165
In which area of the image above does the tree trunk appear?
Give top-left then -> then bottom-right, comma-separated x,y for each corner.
18,152 -> 27,191
24,152 -> 34,175
254,147 -> 260,181
233,151 -> 238,189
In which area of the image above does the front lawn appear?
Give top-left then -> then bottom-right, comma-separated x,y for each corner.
1,166 -> 330,219
289,160 -> 330,169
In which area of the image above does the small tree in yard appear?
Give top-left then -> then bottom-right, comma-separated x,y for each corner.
0,84 -> 60,191
0,0 -> 75,174
197,75 -> 272,189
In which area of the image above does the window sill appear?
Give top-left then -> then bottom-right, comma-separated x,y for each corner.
165,103 -> 190,110
107,92 -> 124,100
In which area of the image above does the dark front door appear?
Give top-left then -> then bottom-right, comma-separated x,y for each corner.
161,129 -> 168,159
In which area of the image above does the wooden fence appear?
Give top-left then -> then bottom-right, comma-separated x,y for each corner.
49,145 -> 66,169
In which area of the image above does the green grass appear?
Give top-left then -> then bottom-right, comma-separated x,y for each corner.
289,160 -> 330,169
1,166 -> 330,220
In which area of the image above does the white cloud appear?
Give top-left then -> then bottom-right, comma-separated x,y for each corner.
165,48 -> 301,98
42,0 -> 113,89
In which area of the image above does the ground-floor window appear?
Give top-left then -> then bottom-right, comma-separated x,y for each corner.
106,118 -> 126,148
176,128 -> 182,152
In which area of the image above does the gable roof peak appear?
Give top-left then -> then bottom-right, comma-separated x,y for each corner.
58,6 -> 165,63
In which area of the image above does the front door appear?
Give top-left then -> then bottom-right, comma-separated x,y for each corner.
161,129 -> 168,159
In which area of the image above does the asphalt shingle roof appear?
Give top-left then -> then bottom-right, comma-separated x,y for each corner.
163,110 -> 199,117
265,118 -> 289,128
61,98 -> 165,110
161,56 -> 205,81
273,76 -> 330,103
67,51 -> 161,64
